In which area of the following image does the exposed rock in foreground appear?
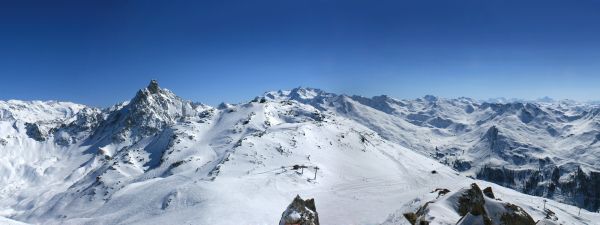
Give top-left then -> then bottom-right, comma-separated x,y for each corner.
279,195 -> 320,225
404,183 -> 536,225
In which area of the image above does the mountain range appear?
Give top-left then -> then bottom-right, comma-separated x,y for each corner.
1,80 -> 599,224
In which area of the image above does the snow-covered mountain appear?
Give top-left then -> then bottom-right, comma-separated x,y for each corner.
1,81 -> 598,224
309,91 -> 600,212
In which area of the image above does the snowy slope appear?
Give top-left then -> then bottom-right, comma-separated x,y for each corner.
0,100 -> 85,123
0,82 -> 599,224
264,88 -> 600,212
0,100 -> 95,217
0,216 -> 30,225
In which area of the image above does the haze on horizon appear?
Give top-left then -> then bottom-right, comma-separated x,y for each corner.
1,0 -> 599,106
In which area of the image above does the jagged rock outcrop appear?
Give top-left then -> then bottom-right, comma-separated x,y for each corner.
279,195 -> 320,225
91,80 -> 196,143
25,122 -> 47,141
53,107 -> 103,145
457,183 -> 486,217
483,187 -> 495,199
404,183 -> 536,225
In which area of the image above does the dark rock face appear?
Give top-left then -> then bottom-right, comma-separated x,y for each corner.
469,123 -> 600,211
452,159 -> 472,172
25,122 -> 46,141
53,108 -> 103,146
476,166 -> 518,187
458,184 -> 535,225
279,195 -> 319,225
458,183 -> 486,216
558,167 -> 600,211
477,165 -> 600,212
519,109 -> 534,124
147,79 -> 160,94
500,203 -> 536,225
431,188 -> 451,198
482,127 -> 533,163
483,187 -> 495,199
484,126 -> 506,154
402,212 -> 418,225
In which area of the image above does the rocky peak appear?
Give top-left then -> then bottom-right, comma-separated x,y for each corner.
92,80 -> 194,143
147,79 -> 160,94
458,183 -> 486,216
279,195 -> 320,225
132,80 -> 169,104
482,126 -> 511,155
485,126 -> 500,141
483,187 -> 495,199
129,80 -> 190,115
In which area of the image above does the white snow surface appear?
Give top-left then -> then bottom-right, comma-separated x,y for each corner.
0,83 -> 598,224
0,100 -> 85,123
0,216 -> 30,225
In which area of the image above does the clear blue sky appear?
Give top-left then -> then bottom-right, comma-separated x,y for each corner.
1,0 -> 599,106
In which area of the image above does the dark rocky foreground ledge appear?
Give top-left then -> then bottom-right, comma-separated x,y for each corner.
279,195 -> 320,225
403,183 -> 548,225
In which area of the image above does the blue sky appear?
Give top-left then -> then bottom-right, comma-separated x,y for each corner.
1,0 -> 599,106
